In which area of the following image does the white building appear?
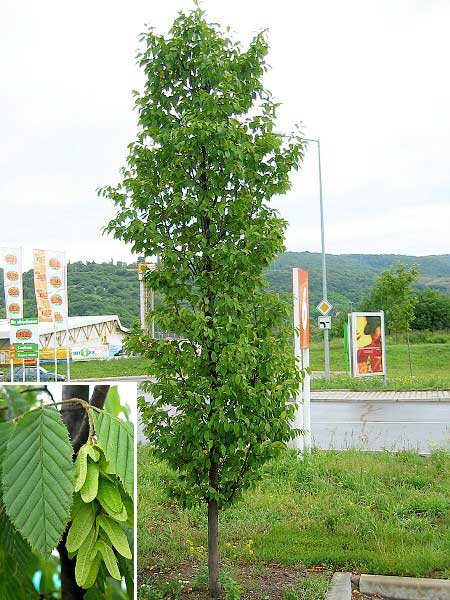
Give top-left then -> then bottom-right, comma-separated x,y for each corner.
0,315 -> 128,359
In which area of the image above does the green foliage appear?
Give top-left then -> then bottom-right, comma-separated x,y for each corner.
0,394 -> 134,597
94,411 -> 134,498
68,438 -> 133,589
103,6 -> 302,512
0,261 -> 140,327
2,407 -> 74,555
192,565 -> 241,599
360,263 -> 418,333
413,288 -> 450,330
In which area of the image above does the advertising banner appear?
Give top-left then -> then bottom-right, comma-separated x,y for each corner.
1,247 -> 23,319
33,249 -> 53,322
72,344 -> 109,361
33,249 -> 68,322
293,268 -> 310,349
9,318 -> 39,359
46,250 -> 67,323
351,312 -> 386,377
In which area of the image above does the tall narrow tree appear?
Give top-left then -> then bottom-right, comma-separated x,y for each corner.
101,7 -> 303,597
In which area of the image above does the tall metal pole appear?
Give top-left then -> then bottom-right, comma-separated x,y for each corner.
317,140 -> 330,378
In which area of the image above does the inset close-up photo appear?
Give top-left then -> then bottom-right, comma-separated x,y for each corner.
0,383 -> 135,599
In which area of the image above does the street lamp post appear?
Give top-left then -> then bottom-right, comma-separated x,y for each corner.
303,137 -> 330,378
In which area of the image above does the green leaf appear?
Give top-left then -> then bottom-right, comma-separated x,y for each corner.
93,412 -> 134,498
2,407 -> 75,555
66,501 -> 97,553
80,462 -> 100,503
97,475 -> 123,515
95,539 -> 121,580
0,513 -> 33,567
97,513 -> 132,559
75,523 -> 98,587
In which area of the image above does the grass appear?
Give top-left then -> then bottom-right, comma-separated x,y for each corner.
59,337 -> 450,391
138,445 -> 450,593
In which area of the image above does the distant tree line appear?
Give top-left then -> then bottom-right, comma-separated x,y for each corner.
0,257 -> 448,334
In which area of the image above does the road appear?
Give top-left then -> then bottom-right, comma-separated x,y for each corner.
137,389 -> 450,453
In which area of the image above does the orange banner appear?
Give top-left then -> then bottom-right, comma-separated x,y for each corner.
297,269 -> 310,349
33,249 -> 53,322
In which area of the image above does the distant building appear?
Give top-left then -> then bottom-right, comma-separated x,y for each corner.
0,315 -> 129,363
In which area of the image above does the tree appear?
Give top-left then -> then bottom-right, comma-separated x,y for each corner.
0,385 -> 134,599
360,263 -> 418,375
101,7 -> 303,597
412,288 -> 450,331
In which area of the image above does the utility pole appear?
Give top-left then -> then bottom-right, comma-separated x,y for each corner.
303,138 -> 330,378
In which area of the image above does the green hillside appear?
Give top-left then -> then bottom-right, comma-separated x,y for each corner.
266,252 -> 450,310
0,253 -> 448,328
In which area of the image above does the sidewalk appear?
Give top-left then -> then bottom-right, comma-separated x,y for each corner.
311,390 -> 450,402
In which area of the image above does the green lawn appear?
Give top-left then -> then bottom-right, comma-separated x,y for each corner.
138,446 -> 450,595
310,338 -> 450,390
61,338 -> 450,391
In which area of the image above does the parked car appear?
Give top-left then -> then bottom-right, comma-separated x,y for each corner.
0,372 -> 4,381
7,366 -> 66,382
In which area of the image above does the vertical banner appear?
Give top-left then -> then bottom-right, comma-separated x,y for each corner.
33,249 -> 53,322
33,250 -> 69,381
2,248 -> 23,320
45,251 -> 67,324
292,268 -> 311,454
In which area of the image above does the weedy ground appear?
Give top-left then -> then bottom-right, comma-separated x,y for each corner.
137,447 -> 450,598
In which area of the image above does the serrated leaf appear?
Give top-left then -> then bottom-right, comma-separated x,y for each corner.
0,513 -> 33,568
0,422 -> 13,465
0,422 -> 13,500
66,501 -> 97,553
2,407 -> 75,555
93,411 -> 134,498
97,513 -> 132,559
80,462 -> 100,503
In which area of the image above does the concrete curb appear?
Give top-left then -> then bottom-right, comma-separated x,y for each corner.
359,574 -> 450,599
325,572 -> 352,600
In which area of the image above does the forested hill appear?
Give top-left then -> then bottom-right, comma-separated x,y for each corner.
0,254 -> 448,327
266,252 -> 450,311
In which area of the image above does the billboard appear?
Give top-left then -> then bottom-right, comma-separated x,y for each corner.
351,312 -> 386,377
9,318 -> 39,359
72,344 -> 109,361
2,247 -> 23,319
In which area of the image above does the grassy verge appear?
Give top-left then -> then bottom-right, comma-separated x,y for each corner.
60,338 -> 450,390
138,445 -> 450,598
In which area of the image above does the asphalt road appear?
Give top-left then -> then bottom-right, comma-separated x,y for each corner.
137,390 -> 450,453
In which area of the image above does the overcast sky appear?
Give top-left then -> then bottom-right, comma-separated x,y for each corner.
1,0 -> 449,268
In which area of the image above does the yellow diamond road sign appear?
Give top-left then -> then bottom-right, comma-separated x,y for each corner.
316,299 -> 332,315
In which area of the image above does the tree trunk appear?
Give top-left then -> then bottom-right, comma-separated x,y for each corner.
406,330 -> 413,376
58,531 -> 84,600
208,499 -> 220,599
